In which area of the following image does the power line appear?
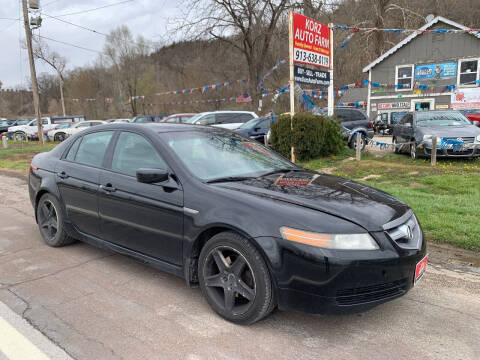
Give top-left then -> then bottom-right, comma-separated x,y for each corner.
52,0 -> 134,17
42,13 -> 108,36
35,34 -> 103,54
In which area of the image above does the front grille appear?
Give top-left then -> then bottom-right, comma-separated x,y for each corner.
385,215 -> 422,250
336,278 -> 408,305
446,149 -> 475,156
444,137 -> 475,144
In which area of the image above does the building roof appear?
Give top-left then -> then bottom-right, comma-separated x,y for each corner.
362,16 -> 480,73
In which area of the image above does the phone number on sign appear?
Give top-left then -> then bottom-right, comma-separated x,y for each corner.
294,48 -> 329,68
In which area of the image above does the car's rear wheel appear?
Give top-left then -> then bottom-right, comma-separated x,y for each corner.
36,193 -> 76,247
349,134 -> 366,151
54,132 -> 66,142
198,231 -> 275,325
14,131 -> 26,141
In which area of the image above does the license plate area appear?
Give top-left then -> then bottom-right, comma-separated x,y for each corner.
414,254 -> 428,284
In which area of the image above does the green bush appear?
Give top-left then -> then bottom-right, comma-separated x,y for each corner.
270,113 -> 344,161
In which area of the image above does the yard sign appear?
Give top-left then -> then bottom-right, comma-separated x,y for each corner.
292,13 -> 330,69
288,12 -> 333,162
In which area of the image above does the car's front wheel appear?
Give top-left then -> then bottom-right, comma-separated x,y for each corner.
410,143 -> 417,160
36,193 -> 76,247
198,231 -> 275,325
349,134 -> 366,151
14,131 -> 26,141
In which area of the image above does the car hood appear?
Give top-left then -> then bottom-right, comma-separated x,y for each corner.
216,171 -> 409,232
8,125 -> 28,132
415,125 -> 480,138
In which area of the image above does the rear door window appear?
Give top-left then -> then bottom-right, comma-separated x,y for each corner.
74,131 -> 114,168
65,137 -> 82,161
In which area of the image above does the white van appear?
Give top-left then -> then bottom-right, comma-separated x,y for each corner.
186,111 -> 258,130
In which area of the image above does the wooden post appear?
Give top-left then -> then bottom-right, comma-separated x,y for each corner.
356,133 -> 362,161
264,135 -> 268,147
288,11 -> 295,163
2,135 -> 8,149
431,137 -> 437,166
327,23 -> 334,117
22,0 -> 44,146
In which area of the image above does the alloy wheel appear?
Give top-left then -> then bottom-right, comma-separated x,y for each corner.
203,246 -> 256,316
410,144 -> 417,160
38,200 -> 59,241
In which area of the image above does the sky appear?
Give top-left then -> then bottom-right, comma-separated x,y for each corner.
0,0 -> 182,88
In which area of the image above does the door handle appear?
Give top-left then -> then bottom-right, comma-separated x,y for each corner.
100,184 -> 117,193
57,171 -> 68,179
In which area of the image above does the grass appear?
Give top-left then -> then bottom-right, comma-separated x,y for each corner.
0,141 -> 58,173
301,149 -> 480,251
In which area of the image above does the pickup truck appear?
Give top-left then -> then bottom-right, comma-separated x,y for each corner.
8,115 -> 86,140
313,107 -> 374,149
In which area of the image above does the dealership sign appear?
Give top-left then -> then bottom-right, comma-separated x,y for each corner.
377,102 -> 410,110
292,13 -> 330,68
294,65 -> 330,86
451,88 -> 480,109
414,62 -> 457,80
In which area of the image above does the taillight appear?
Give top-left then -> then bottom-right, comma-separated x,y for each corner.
30,164 -> 39,171
369,121 -> 373,128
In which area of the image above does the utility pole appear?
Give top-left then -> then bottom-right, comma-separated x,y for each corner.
22,0 -> 44,146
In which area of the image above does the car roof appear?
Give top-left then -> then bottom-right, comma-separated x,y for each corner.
84,123 -> 231,134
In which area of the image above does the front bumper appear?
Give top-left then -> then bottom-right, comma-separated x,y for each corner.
256,230 -> 426,315
419,144 -> 480,158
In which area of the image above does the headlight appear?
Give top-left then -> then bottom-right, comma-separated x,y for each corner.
280,227 -> 379,250
476,135 -> 480,142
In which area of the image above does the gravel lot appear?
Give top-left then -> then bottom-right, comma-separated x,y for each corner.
0,173 -> 479,360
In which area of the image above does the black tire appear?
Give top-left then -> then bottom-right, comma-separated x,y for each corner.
54,132 -> 66,142
349,134 -> 366,151
14,131 -> 26,141
392,137 -> 399,154
198,231 -> 275,325
36,193 -> 76,247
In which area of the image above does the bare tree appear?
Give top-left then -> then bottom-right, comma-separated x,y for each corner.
32,40 -> 67,116
174,0 -> 296,110
103,26 -> 151,116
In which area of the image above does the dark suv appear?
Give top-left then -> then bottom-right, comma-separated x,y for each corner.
314,107 -> 374,149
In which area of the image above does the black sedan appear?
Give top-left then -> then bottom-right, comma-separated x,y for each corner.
29,123 -> 427,324
393,110 -> 480,159
235,116 -> 276,143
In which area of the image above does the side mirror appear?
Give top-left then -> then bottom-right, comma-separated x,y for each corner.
136,168 -> 169,184
254,127 -> 261,132
473,120 -> 480,127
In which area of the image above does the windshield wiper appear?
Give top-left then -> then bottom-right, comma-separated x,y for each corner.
259,168 -> 304,177
205,176 -> 255,184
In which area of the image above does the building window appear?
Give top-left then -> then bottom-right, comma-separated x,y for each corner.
458,59 -> 479,87
395,65 -> 414,91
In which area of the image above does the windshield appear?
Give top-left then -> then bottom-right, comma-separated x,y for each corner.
239,118 -> 260,130
15,119 -> 30,125
58,124 -> 73,129
162,130 -> 296,181
416,111 -> 471,127
184,113 -> 206,124
0,121 -> 9,126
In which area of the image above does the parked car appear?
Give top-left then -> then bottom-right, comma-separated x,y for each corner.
235,116 -> 276,142
132,115 -> 168,123
461,110 -> 480,127
29,123 -> 427,324
392,110 -> 480,159
313,107 -> 374,149
186,111 -> 258,130
8,115 -> 86,140
161,113 -> 196,123
107,118 -> 131,123
0,119 -> 18,135
47,120 -> 107,141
